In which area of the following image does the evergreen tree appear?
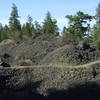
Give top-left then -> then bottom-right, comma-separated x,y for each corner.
0,23 -> 3,41
34,20 -> 42,34
2,25 -> 10,39
0,24 -> 9,42
42,11 -> 59,35
92,27 -> 100,46
9,3 -> 21,32
22,15 -> 35,37
95,2 -> 100,28
64,11 -> 93,44
92,2 -> 100,46
62,26 -> 66,36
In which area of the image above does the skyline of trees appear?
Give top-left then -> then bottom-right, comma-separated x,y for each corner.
0,3 -> 100,46
0,3 -> 97,31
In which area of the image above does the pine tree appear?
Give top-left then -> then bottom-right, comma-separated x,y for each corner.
92,2 -> 100,46
64,11 -> 93,44
9,3 -> 21,32
0,24 -> 9,42
22,15 -> 35,37
0,23 -> 3,41
34,20 -> 42,34
2,25 -> 10,40
42,11 -> 59,35
92,26 -> 100,46
95,2 -> 100,28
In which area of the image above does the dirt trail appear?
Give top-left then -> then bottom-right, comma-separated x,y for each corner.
71,60 -> 100,68
11,60 -> 100,69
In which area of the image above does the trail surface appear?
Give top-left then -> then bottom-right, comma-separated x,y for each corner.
10,60 -> 100,69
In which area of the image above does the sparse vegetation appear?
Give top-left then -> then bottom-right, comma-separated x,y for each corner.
0,2 -> 100,100
0,3 -> 99,47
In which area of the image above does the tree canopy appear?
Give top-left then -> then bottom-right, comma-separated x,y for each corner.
63,11 -> 93,44
42,11 -> 59,35
9,3 -> 21,32
0,3 -> 100,47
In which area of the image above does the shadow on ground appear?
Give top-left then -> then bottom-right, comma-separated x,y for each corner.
0,78 -> 45,100
47,82 -> 100,100
0,81 -> 100,100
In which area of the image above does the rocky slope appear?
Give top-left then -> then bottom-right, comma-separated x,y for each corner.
40,44 -> 100,65
0,60 -> 100,96
0,35 -> 62,66
0,35 -> 100,66
0,35 -> 100,100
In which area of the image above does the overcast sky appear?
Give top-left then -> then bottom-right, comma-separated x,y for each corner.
0,0 -> 100,30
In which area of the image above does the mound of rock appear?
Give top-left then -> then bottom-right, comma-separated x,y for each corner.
0,35 -> 62,66
0,35 -> 100,66
40,44 -> 100,65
